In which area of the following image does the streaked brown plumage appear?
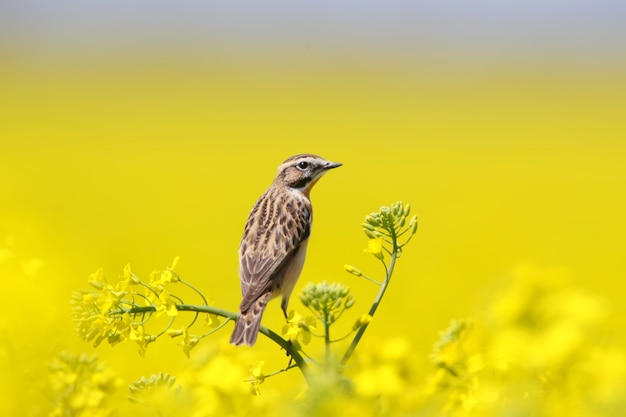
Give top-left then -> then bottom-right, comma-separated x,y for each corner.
230,154 -> 342,346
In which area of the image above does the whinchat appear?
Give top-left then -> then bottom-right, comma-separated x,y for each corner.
230,154 -> 342,346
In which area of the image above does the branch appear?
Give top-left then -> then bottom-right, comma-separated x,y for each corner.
127,303 -> 311,382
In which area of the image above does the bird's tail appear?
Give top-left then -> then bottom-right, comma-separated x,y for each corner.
229,293 -> 270,346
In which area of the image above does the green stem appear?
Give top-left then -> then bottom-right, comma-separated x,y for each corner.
323,311 -> 331,369
127,303 -> 311,383
340,235 -> 399,366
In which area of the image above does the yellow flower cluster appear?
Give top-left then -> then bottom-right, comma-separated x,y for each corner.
361,201 -> 418,261
428,265 -> 626,416
71,266 -> 161,355
348,337 -> 425,414
70,259 -> 220,358
53,265 -> 626,416
48,352 -> 122,417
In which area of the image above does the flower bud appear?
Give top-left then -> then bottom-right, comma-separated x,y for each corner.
364,214 -> 380,227
362,222 -> 377,231
353,314 -> 372,330
89,280 -> 105,290
364,229 -> 379,239
344,264 -> 363,277
410,215 -> 418,234
166,329 -> 184,338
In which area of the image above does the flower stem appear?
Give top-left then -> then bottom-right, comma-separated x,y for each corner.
127,303 -> 311,382
340,233 -> 399,365
323,312 -> 331,369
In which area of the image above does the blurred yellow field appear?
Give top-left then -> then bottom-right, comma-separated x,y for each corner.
1,3 -> 625,415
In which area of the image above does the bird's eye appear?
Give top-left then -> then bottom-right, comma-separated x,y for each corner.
296,161 -> 309,170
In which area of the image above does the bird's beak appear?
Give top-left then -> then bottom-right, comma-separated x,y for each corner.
324,161 -> 342,170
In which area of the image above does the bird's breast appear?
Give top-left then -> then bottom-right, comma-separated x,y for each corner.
279,239 -> 309,300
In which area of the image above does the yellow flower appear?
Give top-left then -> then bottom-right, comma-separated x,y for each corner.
88,268 -> 107,290
205,312 -> 220,328
159,269 -> 178,284
248,361 -> 266,396
89,313 -> 110,347
170,256 -> 180,270
123,263 -> 133,281
365,238 -> 384,260
148,267 -> 179,293
282,310 -> 316,348
117,263 -> 139,292
156,290 -> 178,317
130,324 -> 156,357
148,258 -> 181,287
130,324 -> 145,341
180,327 -> 199,358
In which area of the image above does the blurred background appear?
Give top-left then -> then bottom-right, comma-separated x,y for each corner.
1,1 -> 625,414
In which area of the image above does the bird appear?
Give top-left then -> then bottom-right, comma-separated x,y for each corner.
229,154 -> 342,346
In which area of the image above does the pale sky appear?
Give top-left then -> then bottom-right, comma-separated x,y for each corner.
1,1 -> 625,67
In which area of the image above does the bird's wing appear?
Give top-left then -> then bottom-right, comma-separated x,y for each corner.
238,190 -> 311,313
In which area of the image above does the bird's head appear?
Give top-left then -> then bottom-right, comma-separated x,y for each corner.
275,154 -> 342,195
